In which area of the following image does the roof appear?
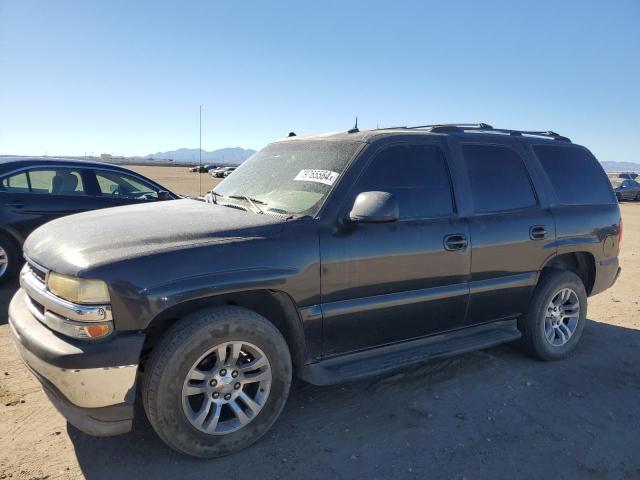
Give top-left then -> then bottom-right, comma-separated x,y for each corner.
0,156 -> 134,171
275,123 -> 572,145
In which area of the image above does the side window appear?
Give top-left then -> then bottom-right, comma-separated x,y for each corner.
354,144 -> 454,219
533,145 -> 614,205
463,144 -> 537,213
0,172 -> 30,193
0,169 -> 86,195
29,169 -> 86,195
95,171 -> 158,200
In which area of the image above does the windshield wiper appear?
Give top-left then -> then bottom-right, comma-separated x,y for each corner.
228,195 -> 265,214
209,191 -> 224,204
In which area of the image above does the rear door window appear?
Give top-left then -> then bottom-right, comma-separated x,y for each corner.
29,169 -> 86,195
533,145 -> 614,205
0,168 -> 86,195
462,144 -> 537,213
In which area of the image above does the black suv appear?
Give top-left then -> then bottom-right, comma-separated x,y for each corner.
9,124 -> 621,458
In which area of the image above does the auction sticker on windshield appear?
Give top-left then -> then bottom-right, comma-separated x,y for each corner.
294,169 -> 339,186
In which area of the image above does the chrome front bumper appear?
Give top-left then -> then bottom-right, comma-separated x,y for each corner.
9,286 -> 144,435
11,318 -> 138,409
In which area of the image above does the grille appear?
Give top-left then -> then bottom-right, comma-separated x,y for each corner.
26,260 -> 47,284
30,297 -> 45,316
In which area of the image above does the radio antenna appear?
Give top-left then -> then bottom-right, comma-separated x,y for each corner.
348,116 -> 359,134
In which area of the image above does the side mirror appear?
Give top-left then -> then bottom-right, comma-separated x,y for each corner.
348,191 -> 399,223
157,190 -> 173,201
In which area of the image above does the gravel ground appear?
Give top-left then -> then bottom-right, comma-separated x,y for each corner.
1,184 -> 638,480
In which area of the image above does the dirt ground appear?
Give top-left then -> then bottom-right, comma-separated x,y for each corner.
1,167 -> 639,479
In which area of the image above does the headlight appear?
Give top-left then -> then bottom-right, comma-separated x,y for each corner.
47,272 -> 110,305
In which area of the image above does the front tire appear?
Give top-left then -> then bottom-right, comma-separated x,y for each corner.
0,233 -> 20,284
142,306 -> 292,458
517,270 -> 587,361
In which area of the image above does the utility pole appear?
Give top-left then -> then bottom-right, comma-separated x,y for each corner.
199,105 -> 202,197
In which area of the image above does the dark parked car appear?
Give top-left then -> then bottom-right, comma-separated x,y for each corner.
612,178 -> 640,201
609,172 -> 638,180
9,124 -> 621,458
0,157 -> 177,281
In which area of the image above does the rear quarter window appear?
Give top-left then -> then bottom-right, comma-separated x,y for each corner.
533,145 -> 614,205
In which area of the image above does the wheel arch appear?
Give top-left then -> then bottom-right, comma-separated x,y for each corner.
141,289 -> 308,372
0,226 -> 24,249
540,251 -> 596,295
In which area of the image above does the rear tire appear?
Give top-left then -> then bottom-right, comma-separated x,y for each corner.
0,233 -> 20,284
142,306 -> 292,458
517,270 -> 587,361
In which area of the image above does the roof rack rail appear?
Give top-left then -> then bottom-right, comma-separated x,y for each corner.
401,123 -> 571,142
408,123 -> 494,131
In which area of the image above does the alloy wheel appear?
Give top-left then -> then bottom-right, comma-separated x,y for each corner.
0,246 -> 8,277
182,341 -> 272,435
544,288 -> 580,347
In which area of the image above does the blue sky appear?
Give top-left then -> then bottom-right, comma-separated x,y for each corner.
1,0 -> 638,161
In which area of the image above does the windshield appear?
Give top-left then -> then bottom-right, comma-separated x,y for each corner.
212,140 -> 362,215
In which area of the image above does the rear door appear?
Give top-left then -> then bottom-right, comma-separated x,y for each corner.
460,142 -> 556,325
0,167 -> 104,241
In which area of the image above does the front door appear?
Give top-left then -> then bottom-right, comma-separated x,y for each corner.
319,141 -> 471,356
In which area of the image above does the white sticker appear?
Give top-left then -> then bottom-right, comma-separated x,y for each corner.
294,169 -> 339,186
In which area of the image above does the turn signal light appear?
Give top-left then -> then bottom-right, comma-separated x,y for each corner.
84,324 -> 112,338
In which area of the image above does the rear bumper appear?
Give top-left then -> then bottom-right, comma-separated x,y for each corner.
591,257 -> 621,296
9,289 -> 145,436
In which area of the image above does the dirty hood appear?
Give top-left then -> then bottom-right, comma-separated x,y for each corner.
23,199 -> 285,275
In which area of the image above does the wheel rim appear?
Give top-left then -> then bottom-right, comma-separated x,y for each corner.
544,288 -> 580,347
0,246 -> 8,277
182,341 -> 272,435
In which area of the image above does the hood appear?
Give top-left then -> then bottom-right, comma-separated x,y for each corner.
24,199 -> 285,275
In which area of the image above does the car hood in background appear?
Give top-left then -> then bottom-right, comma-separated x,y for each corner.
23,199 -> 285,275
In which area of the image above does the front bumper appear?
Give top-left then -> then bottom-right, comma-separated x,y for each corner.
9,289 -> 145,436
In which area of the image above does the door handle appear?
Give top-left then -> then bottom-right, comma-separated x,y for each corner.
4,202 -> 25,209
530,225 -> 548,240
444,233 -> 468,251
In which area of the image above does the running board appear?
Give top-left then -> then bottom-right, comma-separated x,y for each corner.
298,319 -> 521,386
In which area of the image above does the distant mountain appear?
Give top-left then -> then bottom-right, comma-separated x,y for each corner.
145,147 -> 256,165
600,161 -> 640,172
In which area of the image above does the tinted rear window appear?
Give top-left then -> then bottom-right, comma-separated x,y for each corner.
462,144 -> 537,213
534,145 -> 614,205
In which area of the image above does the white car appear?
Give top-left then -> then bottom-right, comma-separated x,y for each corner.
210,166 -> 236,178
